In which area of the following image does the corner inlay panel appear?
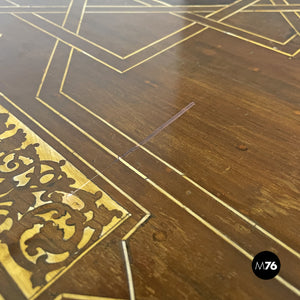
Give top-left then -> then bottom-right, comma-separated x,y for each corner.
0,105 -> 129,299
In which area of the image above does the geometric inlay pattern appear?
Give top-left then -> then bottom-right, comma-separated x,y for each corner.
1,0 -> 300,73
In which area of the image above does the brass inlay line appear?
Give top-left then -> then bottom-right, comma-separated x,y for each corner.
171,12 -> 296,57
4,0 -> 19,6
269,0 -> 300,37
11,13 -> 124,73
1,3 -> 300,13
21,10 -> 204,74
62,0 -> 73,27
206,0 -> 242,19
205,14 -> 295,45
122,240 -> 135,300
121,27 -> 206,72
34,12 -> 199,61
32,13 -> 123,59
114,22 -> 197,60
133,0 -> 151,7
218,0 -> 261,22
3,8 -> 300,14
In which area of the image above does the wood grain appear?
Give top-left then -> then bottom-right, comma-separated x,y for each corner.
0,0 -> 299,299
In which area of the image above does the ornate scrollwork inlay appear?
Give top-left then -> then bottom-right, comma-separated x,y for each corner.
0,107 -> 129,298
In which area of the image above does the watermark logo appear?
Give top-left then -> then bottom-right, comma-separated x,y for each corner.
252,251 -> 281,280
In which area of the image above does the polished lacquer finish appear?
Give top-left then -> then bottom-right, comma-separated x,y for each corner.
0,0 -> 299,299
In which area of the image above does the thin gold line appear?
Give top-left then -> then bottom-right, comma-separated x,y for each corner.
36,40 -> 59,98
35,96 -> 120,159
32,13 -> 124,59
83,10 -> 215,13
283,33 -> 297,44
276,277 -> 300,296
282,0 -> 300,24
1,3 -> 299,8
171,13 -> 293,56
120,211 -> 151,300
4,0 -> 19,7
0,5 -> 68,7
122,214 -> 150,241
123,22 -> 196,59
85,4 -> 223,8
4,9 -> 300,13
206,0 -> 241,18
0,3 -> 300,10
218,0 -> 261,22
148,0 -> 171,6
183,176 -> 300,259
122,241 -> 135,300
133,0 -> 151,6
292,47 -> 300,56
56,22 -> 205,75
0,11 -> 67,13
280,12 -> 300,35
269,0 -> 300,35
148,178 -> 253,259
86,5 -> 147,7
11,13 -> 123,73
76,0 -> 87,34
60,48 -> 73,92
254,3 -> 300,6
36,0 -> 76,99
62,0 -> 73,27
215,17 -> 295,45
244,9 -> 300,12
122,27 -> 206,72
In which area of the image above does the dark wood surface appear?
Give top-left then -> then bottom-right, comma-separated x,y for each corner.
0,0 -> 299,299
